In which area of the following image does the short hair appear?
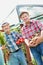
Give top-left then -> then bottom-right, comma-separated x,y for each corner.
2,22 -> 9,27
19,12 -> 29,18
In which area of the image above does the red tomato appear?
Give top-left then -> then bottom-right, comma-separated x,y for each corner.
16,40 -> 20,45
16,38 -> 24,45
20,38 -> 24,42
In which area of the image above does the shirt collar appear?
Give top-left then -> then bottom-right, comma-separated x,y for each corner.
24,21 -> 32,27
5,32 -> 12,36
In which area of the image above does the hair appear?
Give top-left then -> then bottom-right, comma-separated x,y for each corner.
2,22 -> 9,27
20,24 -> 24,28
19,12 -> 29,18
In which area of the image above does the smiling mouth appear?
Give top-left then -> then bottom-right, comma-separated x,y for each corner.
24,18 -> 28,20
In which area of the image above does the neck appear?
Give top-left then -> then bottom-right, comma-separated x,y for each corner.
6,31 -> 10,35
26,20 -> 30,26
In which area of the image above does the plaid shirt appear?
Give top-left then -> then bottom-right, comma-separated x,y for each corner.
22,20 -> 43,40
5,31 -> 22,52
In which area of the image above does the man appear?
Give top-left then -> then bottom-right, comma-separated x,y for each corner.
20,23 -> 34,65
19,12 -> 43,65
2,22 -> 27,65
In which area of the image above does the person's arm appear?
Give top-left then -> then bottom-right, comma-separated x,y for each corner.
21,28 -> 30,46
35,20 -> 43,31
28,33 -> 43,47
29,20 -> 43,47
14,31 -> 22,38
24,39 -> 30,46
33,20 -> 43,45
0,45 -> 6,50
21,28 -> 34,64
35,30 -> 43,45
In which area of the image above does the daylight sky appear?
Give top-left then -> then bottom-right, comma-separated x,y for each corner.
0,0 -> 43,29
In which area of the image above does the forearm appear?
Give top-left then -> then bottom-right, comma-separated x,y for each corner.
36,36 -> 43,44
1,45 -> 6,50
35,30 -> 43,44
24,39 -> 29,46
25,45 -> 32,63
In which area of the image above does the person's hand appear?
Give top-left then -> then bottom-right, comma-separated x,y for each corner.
35,37 -> 41,45
29,37 -> 38,47
29,61 -> 34,65
2,45 -> 6,50
29,41 -> 36,47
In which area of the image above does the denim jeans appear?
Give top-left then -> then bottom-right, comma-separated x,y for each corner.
0,49 -> 5,65
30,42 -> 43,65
8,49 -> 27,65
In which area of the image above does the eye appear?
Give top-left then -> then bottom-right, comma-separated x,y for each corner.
25,15 -> 26,17
23,17 -> 24,18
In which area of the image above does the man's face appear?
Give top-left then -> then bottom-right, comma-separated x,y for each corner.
2,23 -> 10,33
20,13 -> 30,23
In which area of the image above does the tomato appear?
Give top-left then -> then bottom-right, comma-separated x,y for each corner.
20,38 -> 24,42
16,40 -> 20,45
16,38 -> 24,45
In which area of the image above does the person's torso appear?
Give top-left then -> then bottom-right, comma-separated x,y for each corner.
22,20 -> 41,40
5,32 -> 21,52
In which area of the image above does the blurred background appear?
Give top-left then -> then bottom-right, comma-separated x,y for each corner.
0,0 -> 43,29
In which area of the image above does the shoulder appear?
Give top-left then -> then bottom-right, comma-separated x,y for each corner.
11,31 -> 15,34
12,31 -> 19,35
31,19 -> 41,24
11,31 -> 18,34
